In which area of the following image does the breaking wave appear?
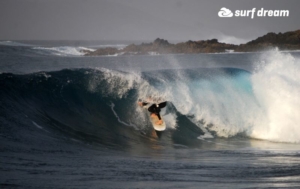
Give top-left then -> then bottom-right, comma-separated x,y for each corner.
1,49 -> 300,145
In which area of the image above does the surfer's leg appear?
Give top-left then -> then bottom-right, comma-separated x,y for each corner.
155,119 -> 163,125
156,113 -> 161,120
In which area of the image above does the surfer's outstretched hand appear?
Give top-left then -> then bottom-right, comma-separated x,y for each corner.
137,101 -> 143,107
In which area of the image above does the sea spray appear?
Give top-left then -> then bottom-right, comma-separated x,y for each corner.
251,49 -> 300,142
166,68 -> 259,138
155,50 -> 300,143
87,68 -> 142,98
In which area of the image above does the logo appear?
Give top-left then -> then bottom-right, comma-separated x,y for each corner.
218,7 -> 233,17
218,7 -> 289,19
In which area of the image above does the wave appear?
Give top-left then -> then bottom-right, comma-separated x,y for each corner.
31,44 -> 127,57
32,46 -> 96,56
0,68 -> 240,148
0,40 -> 35,47
1,50 -> 300,145
0,42 -> 97,57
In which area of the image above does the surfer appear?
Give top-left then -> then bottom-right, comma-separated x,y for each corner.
138,99 -> 167,125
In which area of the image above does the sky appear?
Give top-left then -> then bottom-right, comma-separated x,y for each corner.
0,0 -> 299,44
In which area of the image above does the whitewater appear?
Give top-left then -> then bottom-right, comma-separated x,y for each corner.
1,41 -> 300,188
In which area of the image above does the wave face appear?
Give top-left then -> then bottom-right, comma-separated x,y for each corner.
1,49 -> 300,145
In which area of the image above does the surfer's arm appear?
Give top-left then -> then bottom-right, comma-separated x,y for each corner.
142,102 -> 149,106
158,101 -> 167,109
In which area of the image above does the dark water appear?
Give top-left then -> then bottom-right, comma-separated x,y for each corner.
1,41 -> 300,188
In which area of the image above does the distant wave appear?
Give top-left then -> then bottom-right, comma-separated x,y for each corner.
0,40 -> 35,47
32,46 -> 96,56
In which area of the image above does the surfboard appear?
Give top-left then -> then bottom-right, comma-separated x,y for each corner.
150,114 -> 166,131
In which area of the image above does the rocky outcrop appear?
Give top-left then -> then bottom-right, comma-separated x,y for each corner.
236,30 -> 300,52
120,38 -> 174,55
172,39 -> 237,53
84,30 -> 300,56
84,38 -> 238,56
85,47 -> 119,56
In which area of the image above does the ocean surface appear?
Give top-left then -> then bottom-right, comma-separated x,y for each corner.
1,40 -> 300,188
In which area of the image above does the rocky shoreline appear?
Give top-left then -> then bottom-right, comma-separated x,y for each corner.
84,30 -> 300,56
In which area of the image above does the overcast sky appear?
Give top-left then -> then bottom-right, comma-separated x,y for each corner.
0,0 -> 299,44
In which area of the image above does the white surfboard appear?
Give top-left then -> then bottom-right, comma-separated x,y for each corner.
150,115 -> 166,131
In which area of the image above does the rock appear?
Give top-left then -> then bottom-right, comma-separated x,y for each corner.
85,47 -> 119,56
153,38 -> 170,47
235,30 -> 300,52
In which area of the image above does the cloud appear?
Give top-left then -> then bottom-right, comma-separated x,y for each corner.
218,7 -> 233,17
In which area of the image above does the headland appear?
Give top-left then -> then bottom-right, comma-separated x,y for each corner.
84,30 -> 300,56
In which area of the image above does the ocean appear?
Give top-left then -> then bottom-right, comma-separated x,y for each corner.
1,40 -> 300,188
